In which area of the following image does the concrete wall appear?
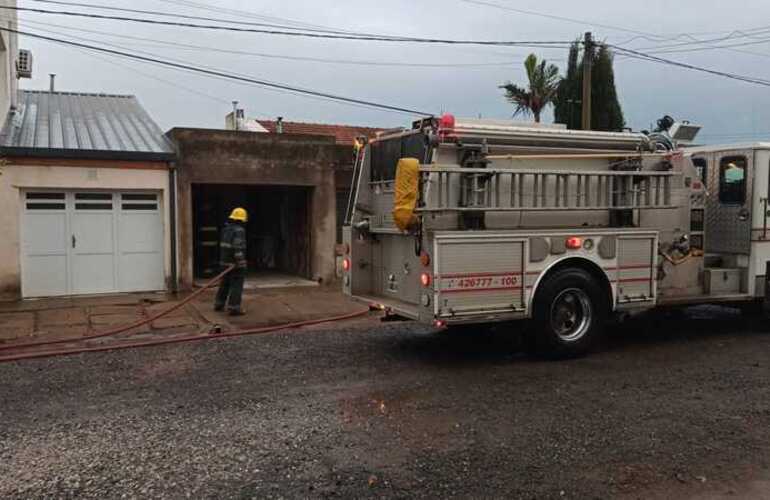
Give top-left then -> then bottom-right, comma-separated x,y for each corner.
167,128 -> 352,290
0,160 -> 172,301
0,0 -> 18,118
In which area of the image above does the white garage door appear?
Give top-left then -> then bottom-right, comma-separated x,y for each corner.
21,191 -> 165,298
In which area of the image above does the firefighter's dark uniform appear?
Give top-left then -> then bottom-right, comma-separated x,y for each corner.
215,219 -> 247,314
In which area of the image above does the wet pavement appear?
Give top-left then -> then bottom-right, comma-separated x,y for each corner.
0,287 -> 364,351
1,306 -> 770,498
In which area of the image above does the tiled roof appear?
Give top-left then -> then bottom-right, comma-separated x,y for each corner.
0,90 -> 175,160
256,120 -> 383,146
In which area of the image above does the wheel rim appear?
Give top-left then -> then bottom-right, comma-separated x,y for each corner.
550,288 -> 592,342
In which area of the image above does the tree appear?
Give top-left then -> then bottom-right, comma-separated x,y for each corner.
554,41 -> 626,131
500,54 -> 560,123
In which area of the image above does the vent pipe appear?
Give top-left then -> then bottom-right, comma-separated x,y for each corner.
276,116 -> 284,134
232,101 -> 239,131
49,73 -> 55,92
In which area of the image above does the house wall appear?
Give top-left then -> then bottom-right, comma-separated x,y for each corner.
167,128 -> 352,290
0,159 -> 172,300
0,0 -> 18,118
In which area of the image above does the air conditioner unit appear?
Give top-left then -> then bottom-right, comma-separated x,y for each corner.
16,49 -> 32,79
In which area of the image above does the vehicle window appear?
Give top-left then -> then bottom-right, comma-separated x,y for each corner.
719,156 -> 747,204
691,157 -> 707,187
370,133 -> 430,182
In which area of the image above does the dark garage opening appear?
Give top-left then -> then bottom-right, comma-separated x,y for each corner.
192,184 -> 311,282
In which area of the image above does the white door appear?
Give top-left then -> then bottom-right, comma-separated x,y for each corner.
20,192 -> 69,297
21,190 -> 164,297
117,193 -> 165,292
71,193 -> 118,294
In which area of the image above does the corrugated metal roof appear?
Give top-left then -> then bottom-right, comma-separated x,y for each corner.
0,90 -> 175,160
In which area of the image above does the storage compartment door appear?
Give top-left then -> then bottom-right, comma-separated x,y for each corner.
434,235 -> 526,317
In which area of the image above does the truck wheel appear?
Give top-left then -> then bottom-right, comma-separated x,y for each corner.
531,268 -> 607,358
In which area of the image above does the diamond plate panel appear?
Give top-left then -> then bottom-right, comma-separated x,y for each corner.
705,151 -> 753,254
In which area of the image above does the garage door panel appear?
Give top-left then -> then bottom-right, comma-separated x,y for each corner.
24,255 -> 68,297
24,212 -> 67,255
71,254 -> 116,294
119,212 -> 161,253
119,253 -> 164,292
72,212 -> 115,255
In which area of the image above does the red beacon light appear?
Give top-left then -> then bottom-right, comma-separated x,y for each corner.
438,113 -> 456,141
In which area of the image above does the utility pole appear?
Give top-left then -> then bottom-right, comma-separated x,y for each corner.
581,32 -> 593,131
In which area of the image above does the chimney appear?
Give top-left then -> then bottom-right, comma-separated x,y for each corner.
232,101 -> 239,131
276,116 -> 284,134
49,73 -> 56,92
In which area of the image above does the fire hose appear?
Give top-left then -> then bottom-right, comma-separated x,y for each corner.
0,265 -> 371,363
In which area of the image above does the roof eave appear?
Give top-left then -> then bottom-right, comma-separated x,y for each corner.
0,147 -> 176,162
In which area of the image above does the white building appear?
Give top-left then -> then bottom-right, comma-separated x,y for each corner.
0,19 -> 177,301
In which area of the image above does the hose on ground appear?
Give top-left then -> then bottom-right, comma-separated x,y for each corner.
0,308 -> 370,363
0,265 -> 236,353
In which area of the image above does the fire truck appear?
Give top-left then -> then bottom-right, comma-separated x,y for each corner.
342,115 -> 770,357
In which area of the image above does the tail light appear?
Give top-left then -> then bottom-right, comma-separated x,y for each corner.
420,272 -> 432,287
343,258 -> 351,271
566,237 -> 583,250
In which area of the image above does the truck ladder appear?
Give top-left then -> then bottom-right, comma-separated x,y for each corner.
345,147 -> 368,224
418,166 -> 679,213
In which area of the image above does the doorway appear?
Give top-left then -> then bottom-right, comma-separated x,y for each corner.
192,184 -> 312,282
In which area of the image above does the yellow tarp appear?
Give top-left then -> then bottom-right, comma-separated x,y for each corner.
392,157 -> 420,231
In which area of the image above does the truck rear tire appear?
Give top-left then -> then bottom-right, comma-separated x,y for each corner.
531,268 -> 607,358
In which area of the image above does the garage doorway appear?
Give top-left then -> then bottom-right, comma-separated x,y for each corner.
192,184 -> 313,286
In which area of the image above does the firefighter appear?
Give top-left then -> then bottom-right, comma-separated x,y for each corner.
214,207 -> 248,316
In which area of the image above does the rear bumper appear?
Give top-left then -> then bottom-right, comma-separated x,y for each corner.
349,294 -> 420,320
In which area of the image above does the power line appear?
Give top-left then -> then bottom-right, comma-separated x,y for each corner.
27,0 -> 384,36
458,0 -> 770,63
0,5 -> 574,47
65,44 -> 232,105
4,26 -> 434,116
8,16 -> 531,68
458,0 -> 659,38
608,44 -> 770,87
152,0 -> 359,34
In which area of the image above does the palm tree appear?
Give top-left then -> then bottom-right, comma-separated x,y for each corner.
500,54 -> 560,123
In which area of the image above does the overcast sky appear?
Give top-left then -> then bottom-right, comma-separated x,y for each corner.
13,0 -> 770,143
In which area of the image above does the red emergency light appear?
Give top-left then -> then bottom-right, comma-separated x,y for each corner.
343,258 -> 351,272
566,237 -> 583,250
420,272 -> 432,288
438,113 -> 456,141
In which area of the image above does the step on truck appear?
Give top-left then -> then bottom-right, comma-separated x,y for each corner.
342,115 -> 770,357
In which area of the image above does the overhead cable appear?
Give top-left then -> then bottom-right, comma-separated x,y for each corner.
0,5 -> 574,47
2,27 -> 434,116
9,16 -> 529,69
608,44 -> 770,87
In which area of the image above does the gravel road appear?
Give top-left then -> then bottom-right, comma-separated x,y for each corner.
2,307 -> 770,499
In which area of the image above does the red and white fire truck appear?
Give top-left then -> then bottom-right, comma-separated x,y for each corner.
342,115 -> 770,357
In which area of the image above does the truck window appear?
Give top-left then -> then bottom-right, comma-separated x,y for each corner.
691,157 -> 707,187
719,156 -> 747,204
370,133 -> 429,182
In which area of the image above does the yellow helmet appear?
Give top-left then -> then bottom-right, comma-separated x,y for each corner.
229,207 -> 248,222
